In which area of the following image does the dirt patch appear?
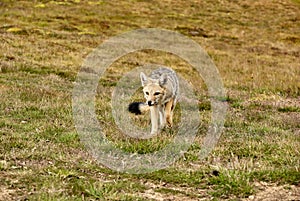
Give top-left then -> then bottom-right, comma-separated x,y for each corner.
137,181 -> 211,201
243,182 -> 300,201
0,187 -> 15,201
137,189 -> 196,201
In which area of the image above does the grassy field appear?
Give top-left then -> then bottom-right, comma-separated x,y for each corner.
1,0 -> 300,200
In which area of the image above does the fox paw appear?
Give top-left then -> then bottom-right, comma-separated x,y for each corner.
166,122 -> 173,128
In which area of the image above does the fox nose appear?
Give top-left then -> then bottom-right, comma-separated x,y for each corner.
148,101 -> 152,106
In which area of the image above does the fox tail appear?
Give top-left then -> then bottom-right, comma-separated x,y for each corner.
128,102 -> 150,115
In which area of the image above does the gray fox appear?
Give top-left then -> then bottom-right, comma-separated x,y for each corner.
128,67 -> 179,135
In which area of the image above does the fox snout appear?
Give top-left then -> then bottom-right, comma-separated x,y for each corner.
147,100 -> 155,106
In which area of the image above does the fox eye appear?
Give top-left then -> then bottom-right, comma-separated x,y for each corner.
145,91 -> 149,95
154,92 -> 161,96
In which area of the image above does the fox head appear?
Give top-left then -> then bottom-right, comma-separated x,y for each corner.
140,72 -> 168,106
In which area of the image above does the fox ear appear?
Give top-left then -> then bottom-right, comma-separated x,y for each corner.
159,74 -> 168,87
140,72 -> 148,87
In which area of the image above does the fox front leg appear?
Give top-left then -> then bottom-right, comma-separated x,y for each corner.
165,98 -> 174,128
158,104 -> 166,129
150,105 -> 159,135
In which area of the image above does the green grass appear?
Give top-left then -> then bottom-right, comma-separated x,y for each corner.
208,171 -> 254,198
1,0 -> 300,200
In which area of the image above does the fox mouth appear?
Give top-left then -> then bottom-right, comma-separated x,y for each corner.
147,101 -> 157,106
